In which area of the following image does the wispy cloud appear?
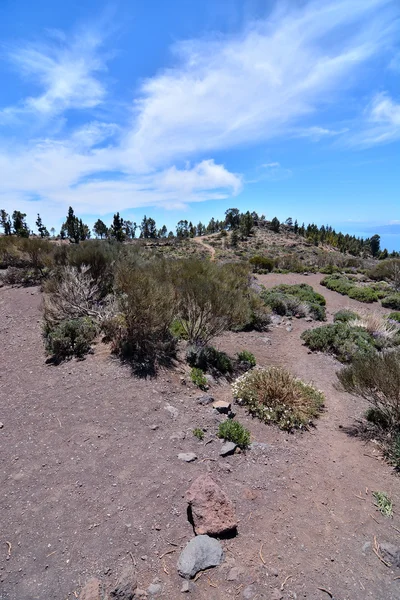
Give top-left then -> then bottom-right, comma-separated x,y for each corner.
0,30 -> 107,124
349,92 -> 400,146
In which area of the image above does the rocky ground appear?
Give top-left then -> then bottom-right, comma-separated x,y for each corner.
1,274 -> 400,600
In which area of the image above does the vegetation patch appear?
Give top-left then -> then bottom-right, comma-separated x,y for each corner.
193,428 -> 205,441
372,491 -> 393,518
333,309 -> 359,323
382,294 -> 400,310
301,323 -> 380,362
218,420 -> 251,449
186,345 -> 233,375
232,367 -> 324,430
44,317 -> 97,362
190,367 -> 208,390
236,350 -> 256,367
261,283 -> 326,321
321,275 -> 379,303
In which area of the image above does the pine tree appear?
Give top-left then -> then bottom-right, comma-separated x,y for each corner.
0,210 -> 12,235
36,214 -> 49,238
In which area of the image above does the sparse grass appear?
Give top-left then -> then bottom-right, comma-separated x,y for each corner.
232,366 -> 324,430
372,491 -> 393,517
193,428 -> 205,441
348,310 -> 399,340
237,350 -> 256,367
190,367 -> 208,390
218,420 -> 250,449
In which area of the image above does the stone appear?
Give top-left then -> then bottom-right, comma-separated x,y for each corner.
147,583 -> 162,595
110,564 -> 137,599
79,578 -> 104,600
286,325 -> 293,332
379,542 -> 400,567
226,566 -> 243,581
0,422 -> 3,429
181,580 -> 191,593
186,474 -> 237,536
242,585 -> 256,599
165,404 -> 179,419
178,453 -> 197,463
220,442 -> 237,457
249,442 -> 271,452
177,535 -> 224,579
197,395 -> 214,406
212,401 -> 231,414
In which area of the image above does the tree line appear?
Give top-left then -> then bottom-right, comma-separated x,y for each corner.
0,206 -> 398,258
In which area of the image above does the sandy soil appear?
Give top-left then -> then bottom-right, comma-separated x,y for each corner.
0,275 -> 399,600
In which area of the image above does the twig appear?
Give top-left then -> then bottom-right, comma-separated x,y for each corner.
354,494 -> 366,501
129,551 -> 136,566
194,571 -> 204,582
56,417 -> 62,428
235,584 -> 243,596
5,541 -> 11,556
166,539 -> 178,546
207,577 -> 218,588
46,550 -> 56,557
393,576 -> 400,580
259,542 -> 265,564
280,575 -> 293,591
159,549 -> 176,559
390,524 -> 400,534
369,513 -> 380,524
373,536 -> 392,568
363,453 -> 382,461
162,559 -> 169,575
317,589 -> 333,598
201,458 -> 217,462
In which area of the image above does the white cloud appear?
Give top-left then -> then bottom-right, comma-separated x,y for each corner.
0,30 -> 106,123
349,93 -> 400,146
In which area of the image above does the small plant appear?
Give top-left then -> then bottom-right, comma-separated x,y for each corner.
261,284 -> 326,320
186,345 -> 233,375
382,294 -> 400,310
232,367 -> 324,430
44,317 -> 97,362
190,367 -> 208,390
237,350 -> 256,367
218,420 -> 251,449
388,312 -> 400,323
334,309 -> 359,323
193,428 -> 205,441
372,491 -> 393,517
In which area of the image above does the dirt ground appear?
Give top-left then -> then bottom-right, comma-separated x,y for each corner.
1,273 -> 400,600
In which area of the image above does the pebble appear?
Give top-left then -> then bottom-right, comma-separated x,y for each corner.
220,442 -> 237,457
178,453 -> 197,463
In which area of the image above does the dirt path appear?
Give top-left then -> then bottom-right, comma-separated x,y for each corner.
0,278 -> 399,600
193,236 -> 216,260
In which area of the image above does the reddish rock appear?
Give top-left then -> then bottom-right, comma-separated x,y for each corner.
79,578 -> 104,600
186,474 -> 237,536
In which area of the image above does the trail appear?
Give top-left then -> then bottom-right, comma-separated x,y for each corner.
193,236 -> 216,260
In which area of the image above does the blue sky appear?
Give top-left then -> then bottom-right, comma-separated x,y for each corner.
0,0 -> 399,249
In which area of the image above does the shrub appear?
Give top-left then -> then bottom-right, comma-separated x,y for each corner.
249,255 -> 274,272
186,345 -> 233,375
321,275 -> 353,295
301,323 -> 378,362
170,260 -> 251,346
372,491 -> 393,517
44,317 -> 97,361
232,367 -> 324,430
261,283 -> 326,320
348,311 -> 399,340
218,420 -> 250,449
237,350 -> 256,367
337,350 -> 400,428
382,294 -> 400,310
368,259 -> 400,288
193,428 -> 205,441
334,309 -> 359,323
347,286 -> 378,303
190,367 -> 208,390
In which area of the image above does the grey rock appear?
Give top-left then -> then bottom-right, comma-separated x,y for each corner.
178,453 -> 197,463
362,541 -> 371,554
197,395 -> 214,406
110,564 -> 137,599
242,585 -> 256,599
379,542 -> 400,567
147,583 -> 162,595
220,442 -> 237,457
177,535 -> 224,579
181,581 -> 191,593
213,401 -> 231,414
286,325 -> 293,332
0,422 -> 3,429
165,404 -> 179,419
226,566 -> 243,581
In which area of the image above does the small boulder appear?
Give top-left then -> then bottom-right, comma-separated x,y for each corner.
165,404 -> 179,419
212,401 -> 231,414
379,542 -> 400,567
147,582 -> 162,596
220,442 -> 237,457
79,578 -> 104,600
197,395 -> 214,406
110,564 -> 137,599
178,453 -> 197,463
177,535 -> 224,579
186,474 -> 237,536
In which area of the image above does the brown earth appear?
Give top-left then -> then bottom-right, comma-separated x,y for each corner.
1,274 -> 399,600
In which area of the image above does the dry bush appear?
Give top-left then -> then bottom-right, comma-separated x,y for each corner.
348,310 -> 399,340
232,366 -> 324,430
337,350 -> 400,429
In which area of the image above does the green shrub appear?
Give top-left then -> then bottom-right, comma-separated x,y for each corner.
186,345 -> 233,374
382,294 -> 400,310
347,286 -> 378,303
334,309 -> 359,323
301,323 -> 378,362
321,275 -> 353,295
261,283 -> 326,320
320,264 -> 340,274
170,319 -> 188,340
249,255 -> 274,272
218,420 -> 250,449
190,367 -> 208,390
44,317 -> 97,361
232,367 -> 324,430
388,312 -> 400,323
193,428 -> 205,441
237,350 -> 256,367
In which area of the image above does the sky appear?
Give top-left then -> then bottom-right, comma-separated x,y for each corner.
0,0 -> 399,249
